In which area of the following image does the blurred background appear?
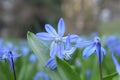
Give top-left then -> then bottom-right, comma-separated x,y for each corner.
0,0 -> 120,38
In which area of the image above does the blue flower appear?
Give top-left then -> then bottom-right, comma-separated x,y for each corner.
82,37 -> 106,62
105,35 -> 120,55
36,18 -> 66,59
112,53 -> 120,74
36,18 -> 81,70
34,72 -> 50,80
0,49 -> 21,70
29,53 -> 37,63
45,34 -> 79,69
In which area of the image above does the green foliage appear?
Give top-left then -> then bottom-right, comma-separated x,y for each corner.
56,57 -> 81,80
103,72 -> 118,80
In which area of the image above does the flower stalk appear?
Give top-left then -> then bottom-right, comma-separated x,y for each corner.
97,42 -> 103,80
9,51 -> 16,80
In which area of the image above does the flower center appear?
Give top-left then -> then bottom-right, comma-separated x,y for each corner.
55,36 -> 62,42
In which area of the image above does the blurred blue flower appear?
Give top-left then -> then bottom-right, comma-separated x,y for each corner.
105,36 -> 118,48
29,54 -> 37,63
112,53 -> 120,74
36,18 -> 66,58
34,72 -> 50,80
0,49 -> 21,70
82,37 -> 106,62
21,46 -> 30,56
20,40 -> 30,56
105,36 -> 120,55
85,69 -> 92,80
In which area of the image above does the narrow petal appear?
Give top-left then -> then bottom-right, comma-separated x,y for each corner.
57,42 -> 64,59
45,24 -> 57,37
36,32 -> 54,40
51,62 -> 57,70
58,18 -> 65,36
8,58 -> 14,70
76,40 -> 93,48
112,53 -> 120,74
45,57 -> 56,70
82,45 -> 96,59
68,47 -> 76,55
50,42 -> 57,57
45,58 -> 55,67
69,34 -> 82,42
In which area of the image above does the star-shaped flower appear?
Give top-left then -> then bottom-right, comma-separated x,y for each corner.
36,18 -> 66,58
36,18 -> 81,70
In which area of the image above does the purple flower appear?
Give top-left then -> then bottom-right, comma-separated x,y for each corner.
36,18 -> 66,58
36,18 -> 80,70
0,49 -> 21,70
81,37 -> 106,62
45,34 -> 78,69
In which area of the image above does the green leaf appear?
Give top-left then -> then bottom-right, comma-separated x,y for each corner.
56,57 -> 81,80
27,31 -> 49,69
27,31 -> 61,80
103,72 -> 118,80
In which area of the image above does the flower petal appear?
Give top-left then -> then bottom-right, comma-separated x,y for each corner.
76,40 -> 93,48
57,42 -> 64,58
82,45 -> 96,59
45,57 -> 56,70
45,24 -> 57,37
36,32 -> 54,40
58,18 -> 65,36
69,34 -> 82,42
112,53 -> 120,74
68,47 -> 76,55
50,42 -> 57,57
45,57 -> 55,67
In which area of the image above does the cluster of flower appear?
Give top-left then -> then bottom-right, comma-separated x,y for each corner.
36,18 -> 106,70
